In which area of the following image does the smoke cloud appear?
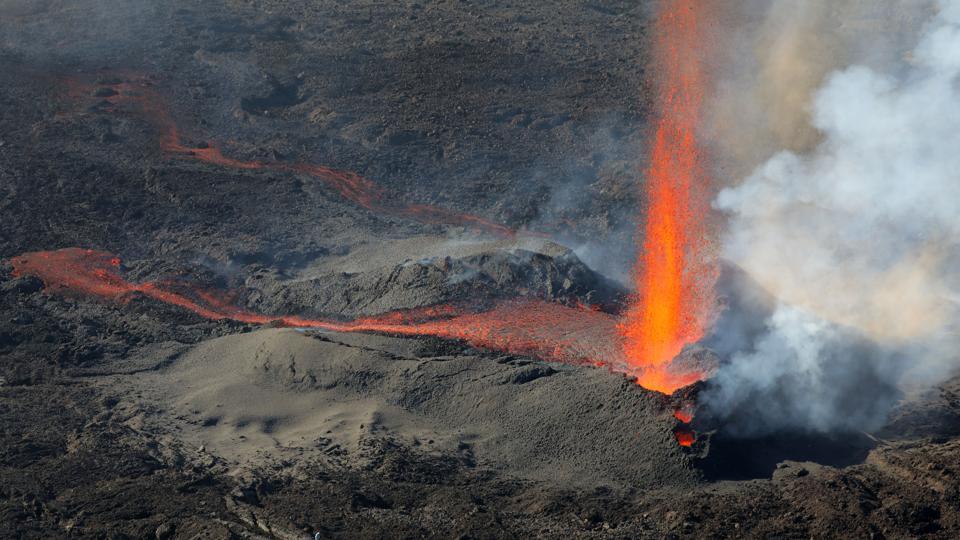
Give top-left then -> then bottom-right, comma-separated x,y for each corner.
702,0 -> 960,435
706,0 -> 932,178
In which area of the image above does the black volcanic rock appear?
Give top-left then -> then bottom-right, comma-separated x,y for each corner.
1,276 -> 42,295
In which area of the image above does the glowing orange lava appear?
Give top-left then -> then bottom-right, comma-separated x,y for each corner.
673,404 -> 696,446
11,248 -> 626,371
62,74 -> 515,238
673,427 -> 695,447
619,0 -> 718,394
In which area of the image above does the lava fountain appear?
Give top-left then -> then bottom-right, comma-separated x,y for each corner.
619,0 -> 718,394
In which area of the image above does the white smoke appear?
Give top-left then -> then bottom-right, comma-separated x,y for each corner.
704,0 -> 960,435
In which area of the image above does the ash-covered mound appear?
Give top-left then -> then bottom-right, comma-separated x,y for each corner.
243,235 -> 626,318
126,327 -> 697,489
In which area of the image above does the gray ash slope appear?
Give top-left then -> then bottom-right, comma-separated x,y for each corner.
2,1 -> 960,539
119,327 -> 696,490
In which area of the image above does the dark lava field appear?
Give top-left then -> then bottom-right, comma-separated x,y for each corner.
2,1 -> 960,538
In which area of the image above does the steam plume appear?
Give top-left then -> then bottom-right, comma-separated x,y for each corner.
703,0 -> 960,435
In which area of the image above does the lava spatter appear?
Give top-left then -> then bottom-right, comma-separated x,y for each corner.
619,0 -> 718,394
673,403 -> 697,447
674,407 -> 694,424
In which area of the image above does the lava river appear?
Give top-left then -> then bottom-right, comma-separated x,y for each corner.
10,248 -> 643,375
61,73 -> 515,238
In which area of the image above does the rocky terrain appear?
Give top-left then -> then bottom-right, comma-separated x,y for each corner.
2,0 -> 960,538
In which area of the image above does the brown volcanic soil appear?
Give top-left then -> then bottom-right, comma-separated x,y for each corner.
2,1 -> 960,538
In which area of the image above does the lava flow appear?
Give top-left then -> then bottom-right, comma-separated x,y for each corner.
673,404 -> 697,447
619,0 -> 718,394
11,248 -> 624,370
63,74 -> 515,238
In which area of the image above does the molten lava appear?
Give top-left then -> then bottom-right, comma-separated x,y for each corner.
11,248 -> 624,370
619,0 -> 718,394
673,427 -> 696,448
63,74 -> 514,237
673,408 -> 694,424
673,404 -> 696,446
